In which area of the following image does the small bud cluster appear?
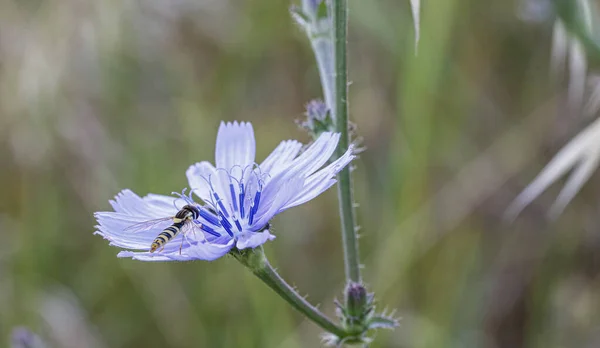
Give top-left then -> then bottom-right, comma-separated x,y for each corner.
324,282 -> 399,346
341,282 -> 373,332
298,100 -> 335,139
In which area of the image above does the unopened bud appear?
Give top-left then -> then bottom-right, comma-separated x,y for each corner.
306,100 -> 328,121
299,100 -> 334,139
345,282 -> 369,320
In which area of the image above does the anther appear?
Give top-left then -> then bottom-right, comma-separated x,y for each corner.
198,209 -> 221,226
231,214 -> 243,232
220,213 -> 232,228
239,183 -> 246,219
229,183 -> 239,212
248,190 -> 261,225
219,212 -> 234,237
221,222 -> 234,237
200,225 -> 221,237
212,192 -> 229,218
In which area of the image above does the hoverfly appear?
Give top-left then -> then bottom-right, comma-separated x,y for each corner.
125,203 -> 219,254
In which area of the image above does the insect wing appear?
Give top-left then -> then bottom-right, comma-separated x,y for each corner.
180,221 -> 206,241
124,217 -> 173,233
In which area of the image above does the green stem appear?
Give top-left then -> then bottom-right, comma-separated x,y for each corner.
232,247 -> 347,338
333,0 -> 361,283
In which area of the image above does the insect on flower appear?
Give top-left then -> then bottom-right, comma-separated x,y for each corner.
123,190 -> 222,254
95,121 -> 355,262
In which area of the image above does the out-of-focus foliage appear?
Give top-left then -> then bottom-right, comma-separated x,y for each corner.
508,0 -> 600,219
2,0 -> 600,347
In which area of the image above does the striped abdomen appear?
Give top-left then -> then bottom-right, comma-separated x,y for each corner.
150,222 -> 184,253
149,205 -> 199,253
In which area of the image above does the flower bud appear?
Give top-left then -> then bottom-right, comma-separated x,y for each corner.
344,282 -> 371,321
299,100 -> 334,139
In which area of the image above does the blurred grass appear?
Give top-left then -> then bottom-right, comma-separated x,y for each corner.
2,0 -> 600,347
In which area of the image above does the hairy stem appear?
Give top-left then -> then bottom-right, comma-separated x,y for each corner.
333,0 -> 361,283
232,247 -> 347,337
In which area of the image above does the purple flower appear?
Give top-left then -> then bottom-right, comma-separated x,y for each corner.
95,121 -> 354,261
11,327 -> 46,348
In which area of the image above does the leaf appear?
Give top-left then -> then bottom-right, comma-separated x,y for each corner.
410,0 -> 420,53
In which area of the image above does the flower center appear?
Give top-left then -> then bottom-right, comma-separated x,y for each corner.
202,166 -> 267,238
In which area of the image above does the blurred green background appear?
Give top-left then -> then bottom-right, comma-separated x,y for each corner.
2,0 -> 600,347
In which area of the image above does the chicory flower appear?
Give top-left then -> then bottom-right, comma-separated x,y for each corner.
95,121 -> 354,261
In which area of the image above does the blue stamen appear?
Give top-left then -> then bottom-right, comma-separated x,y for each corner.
219,215 -> 234,236
248,210 -> 255,225
213,192 -> 229,217
198,209 -> 221,226
234,219 -> 242,232
252,191 -> 261,215
229,183 -> 238,212
239,183 -> 245,219
222,223 -> 234,237
252,191 -> 260,214
248,191 -> 261,225
200,225 -> 221,237
220,212 -> 233,230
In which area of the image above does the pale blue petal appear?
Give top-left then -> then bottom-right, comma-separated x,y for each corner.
186,161 -> 234,217
117,238 -> 234,262
256,133 -> 339,216
95,190 -> 181,250
279,145 -> 355,211
118,251 -> 175,262
267,133 -> 338,183
186,161 -> 217,203
215,121 -> 256,170
292,132 -> 340,177
236,230 -> 275,250
108,190 -> 178,217
252,177 -> 304,229
260,140 -> 303,179
214,168 -> 235,210
95,213 -> 192,254
143,193 -> 181,214
282,179 -> 337,212
181,239 -> 235,260
95,213 -> 166,249
110,189 -> 165,217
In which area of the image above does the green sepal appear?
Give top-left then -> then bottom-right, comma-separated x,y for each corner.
290,5 -> 310,29
229,246 -> 266,272
367,312 -> 400,330
316,0 -> 329,21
